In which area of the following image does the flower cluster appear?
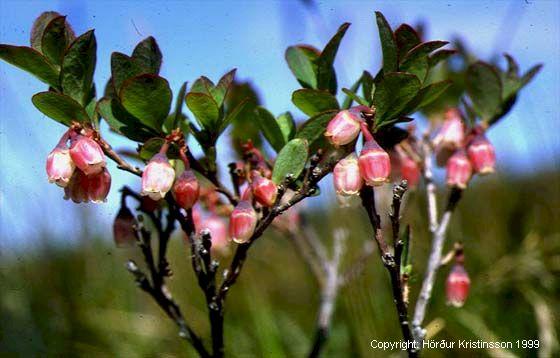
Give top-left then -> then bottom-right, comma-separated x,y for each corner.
327,107 -> 416,201
435,109 -> 496,189
46,128 -> 111,203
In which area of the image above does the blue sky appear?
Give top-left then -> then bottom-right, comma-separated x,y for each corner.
1,0 -> 559,250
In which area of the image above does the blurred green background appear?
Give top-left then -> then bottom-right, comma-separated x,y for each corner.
1,171 -> 558,357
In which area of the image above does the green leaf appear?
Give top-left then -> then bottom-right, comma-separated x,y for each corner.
341,88 -> 369,107
417,80 -> 452,108
30,12 -> 62,50
292,89 -> 339,116
400,41 -> 448,81
342,74 -> 363,109
111,52 -> 144,93
361,70 -> 375,103
295,110 -> 338,145
395,24 -> 420,60
404,80 -> 452,113
255,107 -> 286,152
272,138 -> 308,184
185,92 -> 220,131
429,49 -> 456,68
191,76 -> 215,95
219,97 -> 249,134
61,30 -> 97,105
120,74 -> 172,131
504,54 -> 519,77
32,91 -> 90,125
375,11 -> 398,73
212,69 -> 236,105
97,97 -> 155,142
519,63 -> 542,88
0,45 -> 59,87
131,36 -> 162,74
373,72 -> 421,123
316,23 -> 350,93
466,62 -> 502,121
41,16 -> 72,67
285,45 -> 318,89
276,112 -> 296,143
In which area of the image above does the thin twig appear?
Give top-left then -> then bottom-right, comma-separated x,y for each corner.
98,138 -> 142,177
412,188 -> 463,343
422,137 -> 438,234
308,228 -> 346,358
360,184 -> 417,357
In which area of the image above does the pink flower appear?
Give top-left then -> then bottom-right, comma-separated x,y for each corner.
251,171 -> 277,207
69,135 -> 106,175
87,167 -> 111,203
333,153 -> 363,195
446,150 -> 472,189
46,146 -> 75,187
434,108 -> 465,150
141,153 -> 175,200
358,139 -> 391,186
64,170 -> 89,203
199,214 -> 229,253
173,169 -> 200,209
397,149 -> 420,188
446,263 -> 470,307
467,134 -> 496,175
325,109 -> 363,146
229,200 -> 257,244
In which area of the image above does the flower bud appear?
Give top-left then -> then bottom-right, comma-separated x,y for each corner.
199,214 -> 229,253
446,263 -> 470,307
141,153 -> 175,200
251,171 -> 277,207
358,139 -> 391,186
173,169 -> 200,209
87,167 -> 112,203
64,170 -> 89,203
113,206 -> 137,247
446,150 -> 472,189
400,154 -> 421,188
434,109 -> 465,150
229,200 -> 257,244
467,134 -> 496,175
69,135 -> 106,175
324,109 -> 363,146
46,146 -> 75,187
333,153 -> 363,195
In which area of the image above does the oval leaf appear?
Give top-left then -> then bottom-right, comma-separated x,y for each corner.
61,30 -> 97,105
120,74 -> 172,131
111,52 -> 144,93
32,91 -> 89,125
131,36 -> 162,74
465,62 -> 502,121
0,45 -> 59,87
30,11 -> 61,50
41,16 -> 71,66
373,72 -> 421,123
285,45 -> 318,89
272,138 -> 309,184
255,107 -> 285,152
276,112 -> 296,143
375,11 -> 398,73
97,97 -> 155,142
185,92 -> 220,131
292,89 -> 339,116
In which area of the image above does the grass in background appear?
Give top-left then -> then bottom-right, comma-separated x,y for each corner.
1,172 -> 558,357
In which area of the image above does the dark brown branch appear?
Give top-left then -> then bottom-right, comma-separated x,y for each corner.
360,184 -> 417,357
99,138 -> 142,177
127,217 -> 210,358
